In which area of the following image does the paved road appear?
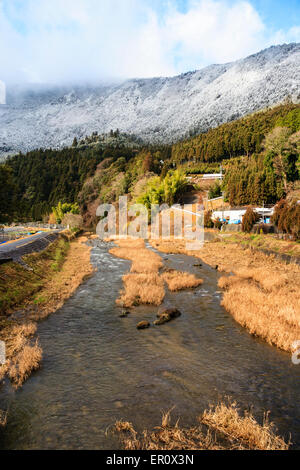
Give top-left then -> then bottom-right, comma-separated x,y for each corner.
2,226 -> 25,233
0,230 -> 61,261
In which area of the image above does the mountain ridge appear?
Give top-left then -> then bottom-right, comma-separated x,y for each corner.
0,43 -> 299,158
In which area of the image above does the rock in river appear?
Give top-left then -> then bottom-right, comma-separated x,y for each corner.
137,321 -> 151,330
154,308 -> 181,326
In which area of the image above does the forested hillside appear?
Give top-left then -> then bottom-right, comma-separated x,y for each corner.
4,138 -> 171,222
1,104 -> 299,224
172,104 -> 300,163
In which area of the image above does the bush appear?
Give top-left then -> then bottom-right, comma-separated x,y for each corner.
137,170 -> 188,209
204,211 -> 214,229
208,182 -> 222,200
62,213 -> 83,229
253,223 -> 275,235
52,202 -> 80,224
214,218 -> 223,230
272,199 -> 300,240
242,207 -> 260,233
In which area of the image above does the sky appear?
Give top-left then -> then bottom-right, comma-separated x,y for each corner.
0,0 -> 299,85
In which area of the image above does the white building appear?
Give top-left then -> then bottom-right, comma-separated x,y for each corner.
212,207 -> 274,225
202,173 -> 223,180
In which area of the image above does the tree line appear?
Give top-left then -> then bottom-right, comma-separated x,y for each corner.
172,104 -> 300,164
0,104 -> 299,224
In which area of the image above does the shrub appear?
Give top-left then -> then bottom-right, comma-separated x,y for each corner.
253,223 -> 275,235
52,202 -> 80,224
272,199 -> 300,240
242,207 -> 260,233
214,218 -> 223,230
137,170 -> 188,209
204,211 -> 214,229
208,181 -> 222,199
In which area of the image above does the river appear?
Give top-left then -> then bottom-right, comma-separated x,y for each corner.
0,240 -> 299,449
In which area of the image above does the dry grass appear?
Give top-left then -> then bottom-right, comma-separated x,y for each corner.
28,236 -> 93,321
110,239 -> 165,307
218,271 -> 300,352
3,322 -> 37,358
0,234 -> 93,388
202,402 -> 289,450
0,322 -> 41,389
114,414 -> 221,450
162,270 -> 203,291
0,409 -> 7,427
110,239 -> 204,307
110,239 -> 163,274
8,341 -> 42,388
114,401 -> 289,450
117,273 -> 165,307
225,232 -> 300,258
150,238 -> 188,255
150,237 -> 300,352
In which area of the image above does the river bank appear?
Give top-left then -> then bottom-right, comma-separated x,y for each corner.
0,232 -> 93,389
150,236 -> 300,353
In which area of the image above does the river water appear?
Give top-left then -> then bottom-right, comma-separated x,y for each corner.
0,240 -> 299,449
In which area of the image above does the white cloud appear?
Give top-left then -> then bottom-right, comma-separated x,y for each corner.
160,0 -> 266,71
0,0 -> 299,85
270,25 -> 300,46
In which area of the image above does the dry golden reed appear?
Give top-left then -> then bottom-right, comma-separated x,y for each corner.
150,237 -> 300,352
110,239 -> 163,274
110,239 -> 165,307
162,270 -> 203,291
114,401 -> 289,450
114,414 -> 220,450
110,239 -> 204,307
8,341 -> 42,388
202,401 -> 289,450
0,322 -> 41,388
117,273 -> 165,307
218,272 -> 300,352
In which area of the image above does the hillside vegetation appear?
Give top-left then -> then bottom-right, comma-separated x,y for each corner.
0,104 -> 299,226
172,104 -> 300,163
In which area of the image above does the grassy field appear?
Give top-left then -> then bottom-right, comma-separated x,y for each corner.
220,232 -> 300,258
0,236 -> 70,315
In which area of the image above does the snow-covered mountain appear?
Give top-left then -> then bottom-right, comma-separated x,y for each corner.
0,43 -> 299,158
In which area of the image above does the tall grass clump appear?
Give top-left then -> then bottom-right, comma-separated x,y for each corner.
114,401 -> 289,450
162,270 -> 203,291
110,239 -> 165,307
218,265 -> 300,352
